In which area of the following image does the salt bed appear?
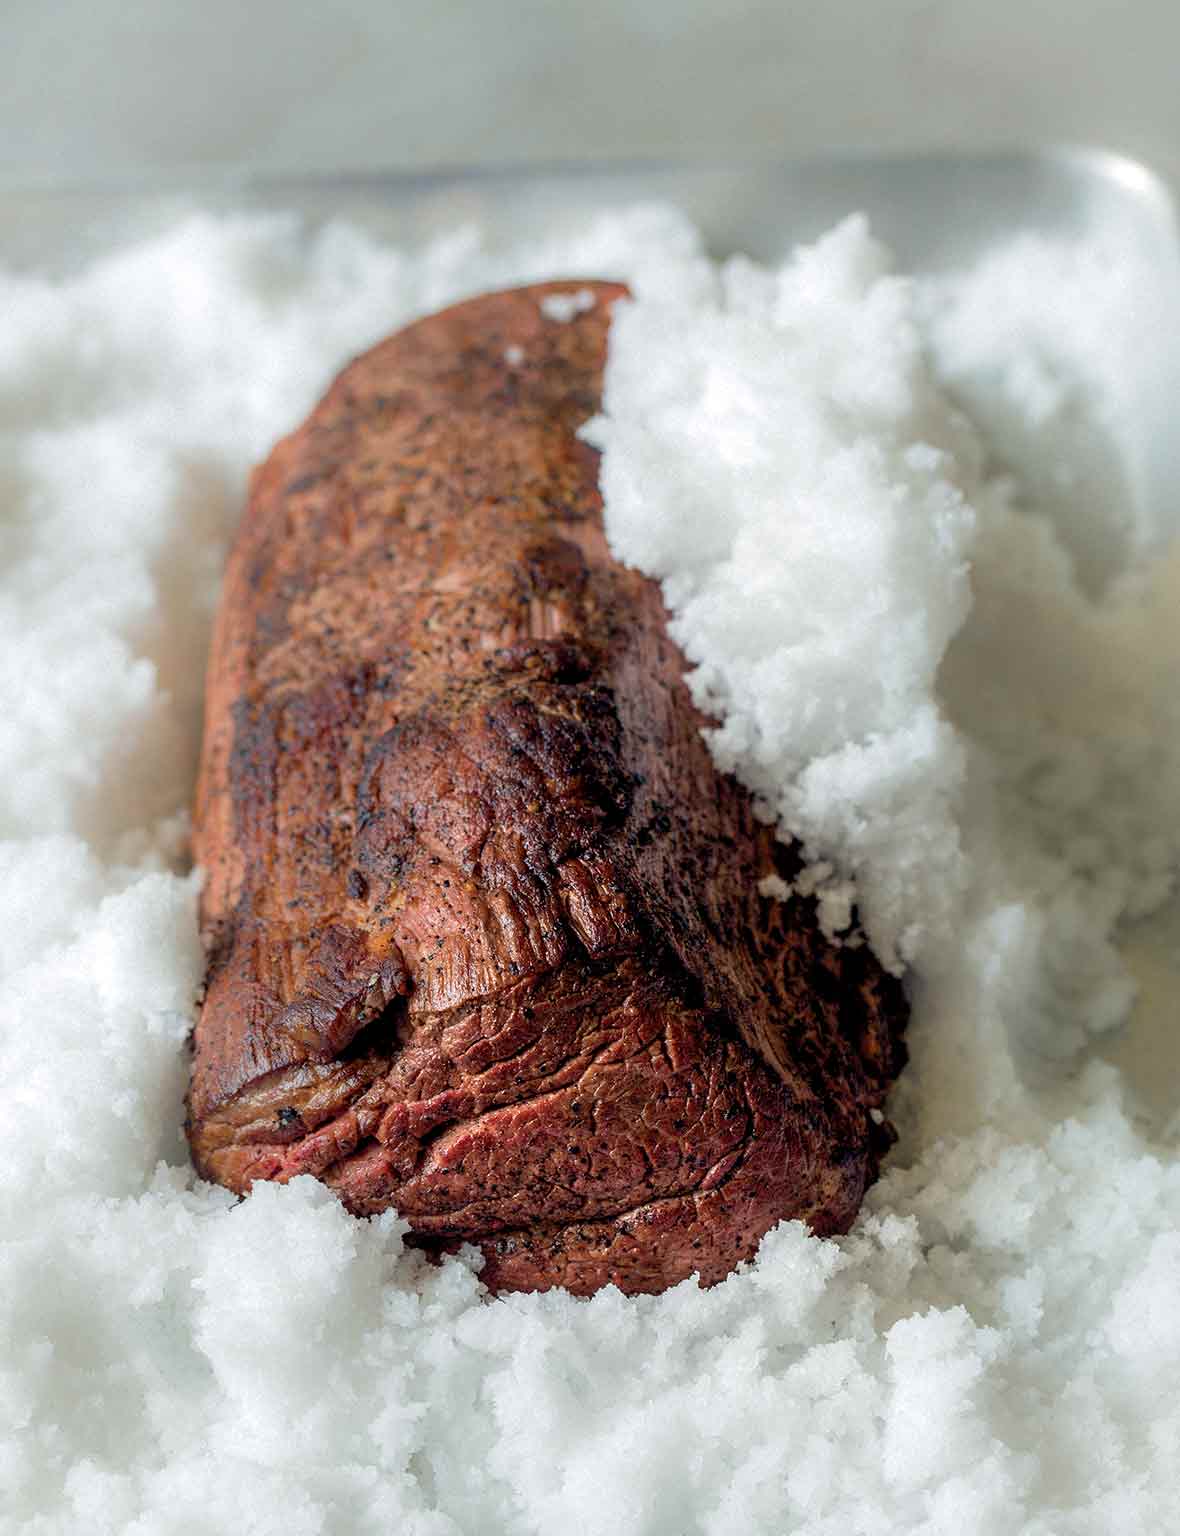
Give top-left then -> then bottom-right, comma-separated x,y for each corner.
2,197 -> 1180,1536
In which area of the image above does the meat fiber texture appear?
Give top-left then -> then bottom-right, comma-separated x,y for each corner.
2,204 -> 1180,1534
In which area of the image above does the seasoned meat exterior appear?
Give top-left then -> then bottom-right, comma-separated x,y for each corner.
187,280 -> 907,1295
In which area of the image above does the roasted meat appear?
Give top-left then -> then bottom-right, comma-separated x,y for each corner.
187,280 -> 907,1295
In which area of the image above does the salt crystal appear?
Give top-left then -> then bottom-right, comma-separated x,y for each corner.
540,286 -> 596,322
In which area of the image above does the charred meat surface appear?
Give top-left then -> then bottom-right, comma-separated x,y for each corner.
187,280 -> 908,1295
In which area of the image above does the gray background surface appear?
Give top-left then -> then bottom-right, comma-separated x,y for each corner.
5,1 -> 1179,189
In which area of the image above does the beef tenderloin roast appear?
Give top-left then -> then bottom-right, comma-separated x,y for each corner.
186,280 -> 907,1295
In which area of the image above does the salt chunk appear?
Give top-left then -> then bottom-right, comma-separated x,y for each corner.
540,287 -> 596,322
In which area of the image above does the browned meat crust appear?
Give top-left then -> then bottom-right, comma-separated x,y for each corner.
187,280 -> 907,1295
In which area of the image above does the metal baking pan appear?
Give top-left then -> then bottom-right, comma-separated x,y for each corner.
2,145 -> 1176,276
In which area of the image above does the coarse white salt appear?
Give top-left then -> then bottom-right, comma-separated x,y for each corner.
586,216 -> 978,971
504,343 -> 526,366
2,203 -> 1179,1536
